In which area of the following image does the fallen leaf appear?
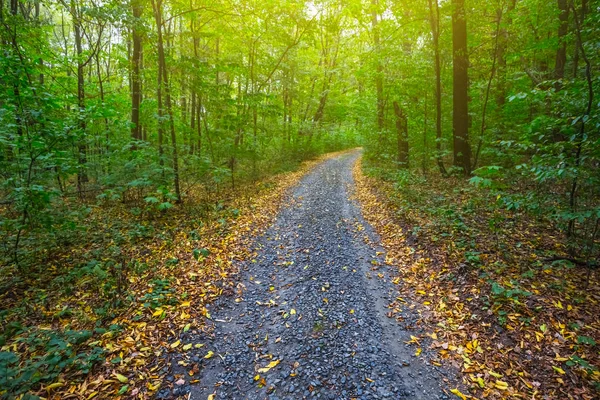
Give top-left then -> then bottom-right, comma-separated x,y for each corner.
257,359 -> 280,373
450,388 -> 467,399
552,366 -> 565,375
495,380 -> 508,390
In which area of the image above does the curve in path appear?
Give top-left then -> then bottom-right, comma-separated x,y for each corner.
166,151 -> 452,400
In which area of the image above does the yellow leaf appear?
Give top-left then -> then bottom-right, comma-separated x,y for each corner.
87,392 -> 98,399
552,366 -> 565,375
254,374 -> 260,381
257,359 -> 280,373
495,380 -> 508,390
290,309 -> 296,315
208,394 -> 216,400
415,348 -> 422,356
450,388 -> 467,400
183,343 -> 192,351
204,350 -> 214,359
171,340 -> 181,348
350,309 -> 355,314
115,373 -> 129,383
535,331 -> 544,342
147,381 -> 161,391
476,377 -> 485,388
152,308 -> 164,317
488,370 -> 503,378
46,382 -> 64,391
180,301 -> 191,308
555,301 -> 563,309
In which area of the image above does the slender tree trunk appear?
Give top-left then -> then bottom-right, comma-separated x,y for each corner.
473,9 -> 503,169
371,0 -> 384,140
71,0 -> 88,193
567,0 -> 593,237
496,0 -> 517,107
393,101 -> 408,168
131,0 -> 142,141
152,0 -> 181,202
196,94 -> 202,157
554,0 -> 569,80
428,0 -> 447,175
572,0 -> 587,77
423,92 -> 428,175
452,0 -> 471,175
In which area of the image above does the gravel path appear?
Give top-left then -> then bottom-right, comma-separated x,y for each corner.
163,151 -> 452,399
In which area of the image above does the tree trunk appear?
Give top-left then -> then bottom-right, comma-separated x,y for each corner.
567,0 -> 594,237
393,101 -> 409,168
131,0 -> 142,141
473,9 -> 503,170
152,0 -> 182,203
496,0 -> 517,107
371,0 -> 384,139
71,0 -> 88,193
428,0 -> 447,175
452,0 -> 471,175
554,0 -> 569,80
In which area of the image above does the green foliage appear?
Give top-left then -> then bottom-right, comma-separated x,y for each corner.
0,328 -> 105,397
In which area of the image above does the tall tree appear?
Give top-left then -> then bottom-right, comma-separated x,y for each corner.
393,101 -> 408,168
452,0 -> 471,175
427,0 -> 447,175
554,0 -> 569,80
151,0 -> 181,202
371,0 -> 384,140
131,0 -> 143,141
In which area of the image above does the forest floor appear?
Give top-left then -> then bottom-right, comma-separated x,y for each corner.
354,160 -> 600,400
3,150 -> 598,400
160,150 -> 455,399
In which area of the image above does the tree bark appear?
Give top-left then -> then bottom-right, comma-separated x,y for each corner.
554,0 -> 569,80
428,0 -> 447,175
393,101 -> 409,168
452,0 -> 471,175
71,0 -> 88,193
152,0 -> 181,202
371,0 -> 384,140
496,0 -> 517,107
131,0 -> 142,141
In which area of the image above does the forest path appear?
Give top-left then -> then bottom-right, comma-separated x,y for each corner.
165,151 -> 451,399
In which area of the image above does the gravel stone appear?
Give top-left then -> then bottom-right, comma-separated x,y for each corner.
167,152 -> 455,399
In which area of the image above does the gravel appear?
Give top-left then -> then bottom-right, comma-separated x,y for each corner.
163,151 -> 453,400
